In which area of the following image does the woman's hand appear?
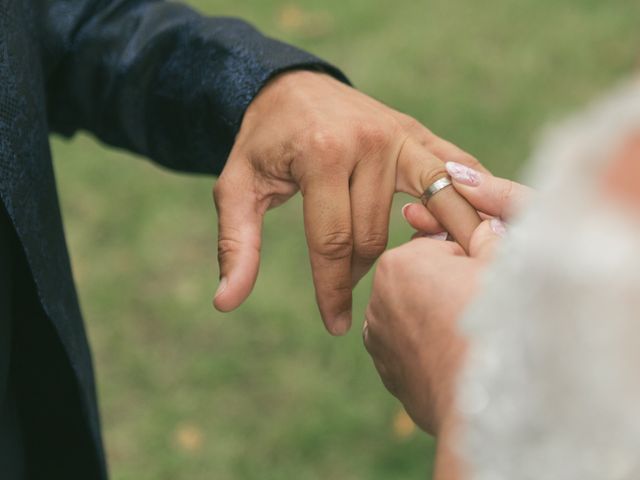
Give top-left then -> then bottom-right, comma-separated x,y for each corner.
401,161 -> 534,234
364,168 -> 532,433
363,224 -> 499,434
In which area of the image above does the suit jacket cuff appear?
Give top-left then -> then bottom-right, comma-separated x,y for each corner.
153,17 -> 350,175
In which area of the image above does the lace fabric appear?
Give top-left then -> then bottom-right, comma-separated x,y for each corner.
458,79 -> 640,480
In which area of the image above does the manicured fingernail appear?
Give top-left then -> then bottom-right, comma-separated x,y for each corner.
401,203 -> 412,221
427,232 -> 449,241
215,277 -> 228,298
490,218 -> 507,237
412,231 -> 448,240
446,162 -> 481,186
331,311 -> 352,336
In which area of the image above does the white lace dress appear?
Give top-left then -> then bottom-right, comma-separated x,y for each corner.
457,79 -> 640,480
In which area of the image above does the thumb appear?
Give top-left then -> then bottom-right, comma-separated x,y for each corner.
212,166 -> 264,312
468,218 -> 506,261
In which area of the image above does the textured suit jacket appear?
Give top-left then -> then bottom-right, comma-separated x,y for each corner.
0,0 -> 346,477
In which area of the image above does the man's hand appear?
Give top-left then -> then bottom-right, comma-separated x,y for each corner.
212,70 -> 483,335
401,161 -> 533,235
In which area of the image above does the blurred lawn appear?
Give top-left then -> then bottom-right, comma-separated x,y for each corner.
52,1 -> 640,479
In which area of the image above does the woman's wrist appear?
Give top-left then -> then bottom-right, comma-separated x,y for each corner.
434,414 -> 465,480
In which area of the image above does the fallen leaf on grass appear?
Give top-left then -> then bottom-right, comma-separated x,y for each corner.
392,408 -> 416,439
174,423 -> 204,453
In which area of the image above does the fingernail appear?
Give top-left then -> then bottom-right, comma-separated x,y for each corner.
427,232 -> 449,241
331,311 -> 352,336
446,162 -> 481,186
490,218 -> 507,237
215,276 -> 228,298
413,231 -> 448,240
401,203 -> 412,221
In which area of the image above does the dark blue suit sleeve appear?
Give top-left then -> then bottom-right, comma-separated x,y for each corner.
41,0 -> 349,175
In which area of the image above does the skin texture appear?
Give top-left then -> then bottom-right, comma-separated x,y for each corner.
601,131 -> 640,211
212,70 -> 486,335
425,187 -> 482,252
365,167 -> 532,480
391,137 -> 640,478
364,237 -> 478,433
404,161 -> 533,233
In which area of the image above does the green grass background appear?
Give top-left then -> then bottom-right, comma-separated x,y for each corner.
52,1 -> 640,478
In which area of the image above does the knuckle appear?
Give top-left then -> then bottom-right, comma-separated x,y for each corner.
329,283 -> 353,299
354,124 -> 391,152
306,127 -> 346,156
420,164 -> 448,192
498,180 -> 515,210
217,236 -> 243,261
376,248 -> 403,276
212,179 -> 231,207
212,181 -> 223,204
316,230 -> 353,261
403,118 -> 435,144
355,233 -> 388,261
397,114 -> 424,133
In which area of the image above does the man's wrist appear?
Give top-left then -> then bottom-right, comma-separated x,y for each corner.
255,69 -> 343,100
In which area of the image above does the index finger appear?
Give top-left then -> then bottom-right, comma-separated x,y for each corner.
302,174 -> 353,336
445,162 -> 533,220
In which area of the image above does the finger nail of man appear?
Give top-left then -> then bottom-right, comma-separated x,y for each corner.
331,311 -> 352,336
214,276 -> 228,299
401,203 -> 412,222
446,161 -> 481,186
